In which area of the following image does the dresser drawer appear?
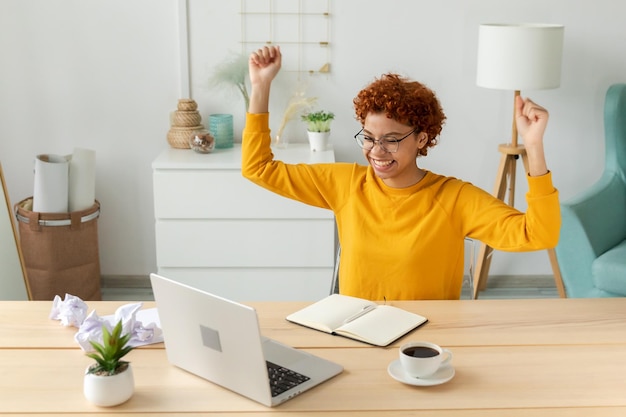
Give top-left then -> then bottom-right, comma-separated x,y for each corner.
155,219 -> 335,267
156,267 -> 332,301
153,170 -> 331,219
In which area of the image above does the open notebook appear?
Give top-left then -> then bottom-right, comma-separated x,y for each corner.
286,294 -> 428,346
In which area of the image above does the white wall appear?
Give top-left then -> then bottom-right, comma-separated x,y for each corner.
0,0 -> 180,275
1,0 -> 625,277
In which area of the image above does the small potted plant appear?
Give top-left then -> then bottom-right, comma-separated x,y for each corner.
83,320 -> 135,407
301,110 -> 334,151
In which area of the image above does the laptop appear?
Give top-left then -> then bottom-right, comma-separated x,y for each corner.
149,273 -> 343,407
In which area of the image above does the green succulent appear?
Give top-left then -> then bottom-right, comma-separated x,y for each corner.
301,110 -> 335,132
86,320 -> 134,376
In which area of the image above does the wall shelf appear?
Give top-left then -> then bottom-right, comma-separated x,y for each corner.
240,0 -> 331,75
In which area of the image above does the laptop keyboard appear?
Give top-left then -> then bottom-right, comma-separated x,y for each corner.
266,361 -> 310,397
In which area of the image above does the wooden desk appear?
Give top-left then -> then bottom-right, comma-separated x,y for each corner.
1,298 -> 625,415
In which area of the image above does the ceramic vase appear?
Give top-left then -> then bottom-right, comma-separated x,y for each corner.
307,131 -> 330,152
83,364 -> 134,407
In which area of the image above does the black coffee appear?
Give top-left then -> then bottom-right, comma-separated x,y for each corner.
403,346 -> 439,358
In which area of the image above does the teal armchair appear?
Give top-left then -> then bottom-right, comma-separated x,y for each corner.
554,83 -> 626,297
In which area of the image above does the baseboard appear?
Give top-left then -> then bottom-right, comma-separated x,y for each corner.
101,274 -> 557,290
101,274 -> 151,289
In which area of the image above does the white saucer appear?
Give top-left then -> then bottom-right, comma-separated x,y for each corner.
387,359 -> 455,386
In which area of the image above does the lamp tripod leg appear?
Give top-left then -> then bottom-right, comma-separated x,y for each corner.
472,152 -> 518,299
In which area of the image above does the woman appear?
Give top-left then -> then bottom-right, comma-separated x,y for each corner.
242,45 -> 560,300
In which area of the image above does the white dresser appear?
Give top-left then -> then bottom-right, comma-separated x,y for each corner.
152,144 -> 336,301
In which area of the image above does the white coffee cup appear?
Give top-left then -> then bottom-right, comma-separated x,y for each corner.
399,341 -> 453,378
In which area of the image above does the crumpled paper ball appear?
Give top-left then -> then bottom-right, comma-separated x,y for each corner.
49,293 -> 88,327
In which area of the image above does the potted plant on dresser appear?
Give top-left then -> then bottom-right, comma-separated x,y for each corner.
301,110 -> 334,151
83,320 -> 135,407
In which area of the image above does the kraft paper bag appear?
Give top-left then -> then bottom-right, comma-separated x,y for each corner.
15,197 -> 102,301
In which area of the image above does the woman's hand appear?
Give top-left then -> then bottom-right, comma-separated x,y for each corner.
247,45 -> 282,114
249,45 -> 282,87
515,95 -> 549,149
515,95 -> 550,176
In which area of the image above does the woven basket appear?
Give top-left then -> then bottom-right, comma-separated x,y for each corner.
172,111 -> 202,127
167,126 -> 204,149
177,99 -> 198,111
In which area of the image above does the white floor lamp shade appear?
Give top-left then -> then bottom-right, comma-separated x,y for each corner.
477,23 -> 564,91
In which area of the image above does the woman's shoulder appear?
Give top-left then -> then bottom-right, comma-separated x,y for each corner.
425,171 -> 470,186
424,171 -> 487,196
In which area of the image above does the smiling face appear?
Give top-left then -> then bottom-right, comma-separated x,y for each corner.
362,112 -> 428,188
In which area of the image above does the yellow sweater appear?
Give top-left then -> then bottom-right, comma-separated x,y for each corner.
242,113 -> 561,300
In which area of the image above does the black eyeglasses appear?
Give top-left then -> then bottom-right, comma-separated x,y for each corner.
354,128 -> 416,153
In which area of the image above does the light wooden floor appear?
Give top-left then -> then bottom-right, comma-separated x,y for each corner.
461,274 -> 559,299
101,274 -> 559,301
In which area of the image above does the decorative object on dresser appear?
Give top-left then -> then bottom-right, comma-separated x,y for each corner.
188,130 -> 215,154
208,113 -> 234,149
302,110 -> 334,151
274,86 -> 317,148
167,99 -> 205,149
83,320 -> 135,407
207,52 -> 250,113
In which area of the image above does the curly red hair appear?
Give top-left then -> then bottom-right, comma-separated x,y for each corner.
353,73 -> 446,156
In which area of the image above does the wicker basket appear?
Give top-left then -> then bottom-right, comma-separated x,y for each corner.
167,126 -> 204,149
177,99 -> 198,111
172,111 -> 202,127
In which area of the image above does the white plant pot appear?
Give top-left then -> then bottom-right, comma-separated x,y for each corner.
84,364 -> 134,407
307,131 -> 330,152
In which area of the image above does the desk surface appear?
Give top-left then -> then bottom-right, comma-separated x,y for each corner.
1,298 -> 625,415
